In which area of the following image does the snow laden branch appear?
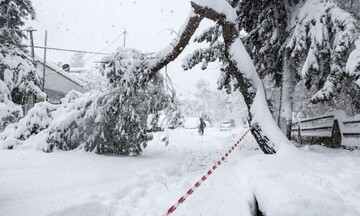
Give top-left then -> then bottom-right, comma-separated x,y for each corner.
287,0 -> 360,103
193,24 -> 223,45
182,41 -> 225,70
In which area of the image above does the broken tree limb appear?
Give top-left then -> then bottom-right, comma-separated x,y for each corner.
147,12 -> 203,81
145,0 -> 294,154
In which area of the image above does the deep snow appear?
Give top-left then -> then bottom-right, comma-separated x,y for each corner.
1,127 -> 360,216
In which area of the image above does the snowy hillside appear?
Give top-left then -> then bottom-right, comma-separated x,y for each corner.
1,127 -> 359,216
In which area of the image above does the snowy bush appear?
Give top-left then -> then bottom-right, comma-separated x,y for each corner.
0,80 -> 22,129
1,101 -> 57,141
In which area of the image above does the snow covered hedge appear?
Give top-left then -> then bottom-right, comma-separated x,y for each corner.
0,48 -> 174,156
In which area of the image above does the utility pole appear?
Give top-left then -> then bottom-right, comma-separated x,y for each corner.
123,28 -> 127,47
25,27 -> 37,60
42,30 -> 48,91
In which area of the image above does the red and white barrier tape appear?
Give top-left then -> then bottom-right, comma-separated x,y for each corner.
162,123 -> 258,216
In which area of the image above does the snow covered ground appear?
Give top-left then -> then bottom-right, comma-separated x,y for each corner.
1,127 -> 360,216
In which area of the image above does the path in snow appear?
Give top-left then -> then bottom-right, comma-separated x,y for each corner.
0,127 -> 250,216
1,127 -> 360,216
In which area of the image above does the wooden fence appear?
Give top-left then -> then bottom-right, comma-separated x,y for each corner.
291,112 -> 360,149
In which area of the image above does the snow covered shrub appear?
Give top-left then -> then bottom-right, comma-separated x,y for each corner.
0,80 -> 22,129
0,101 -> 57,142
46,92 -> 102,152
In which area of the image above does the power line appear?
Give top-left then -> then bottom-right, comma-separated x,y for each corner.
82,31 -> 126,64
18,44 -> 110,55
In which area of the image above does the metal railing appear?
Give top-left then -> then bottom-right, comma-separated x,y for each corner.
290,112 -> 360,149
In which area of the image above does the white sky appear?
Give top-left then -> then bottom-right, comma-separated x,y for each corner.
27,0 -> 221,96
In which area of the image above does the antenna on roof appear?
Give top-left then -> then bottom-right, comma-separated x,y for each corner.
123,28 -> 127,47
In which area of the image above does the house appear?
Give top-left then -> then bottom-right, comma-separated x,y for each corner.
35,58 -> 86,103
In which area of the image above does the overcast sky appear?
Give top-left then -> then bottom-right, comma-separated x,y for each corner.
26,0 -> 221,96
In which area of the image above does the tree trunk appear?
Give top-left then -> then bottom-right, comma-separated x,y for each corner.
279,49 -> 297,139
147,0 -> 292,154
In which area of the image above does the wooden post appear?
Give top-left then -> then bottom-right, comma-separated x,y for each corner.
297,123 -> 302,144
28,29 -> 37,60
42,30 -> 48,91
123,29 -> 127,47
331,119 -> 342,148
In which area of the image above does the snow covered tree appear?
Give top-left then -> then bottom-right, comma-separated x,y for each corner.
143,0 -> 301,154
70,52 -> 85,68
1,48 -> 174,156
2,0 -> 291,155
193,0 -> 360,138
46,48 -> 174,155
0,0 -> 42,127
0,0 -> 35,45
337,0 -> 360,19
287,0 -> 360,103
238,0 -> 288,84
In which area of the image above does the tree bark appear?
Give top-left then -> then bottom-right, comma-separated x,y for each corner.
146,0 -> 292,154
279,49 -> 297,139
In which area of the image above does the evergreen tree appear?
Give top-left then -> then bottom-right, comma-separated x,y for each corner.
147,0 -> 288,154
0,0 -> 42,127
2,0 -> 284,154
1,48 -> 174,156
184,0 -> 360,138
287,0 -> 360,103
0,0 -> 35,45
47,48 -> 174,155
237,0 -> 288,85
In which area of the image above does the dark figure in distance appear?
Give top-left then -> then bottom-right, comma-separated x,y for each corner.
198,117 -> 206,135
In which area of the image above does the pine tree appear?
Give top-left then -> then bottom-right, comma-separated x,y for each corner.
238,0 -> 288,85
1,48 -> 174,156
180,0 -> 359,147
2,0 -> 284,154
47,48 -> 174,155
287,0 -> 360,103
146,0 -> 289,154
187,0 -> 360,137
0,0 -> 42,127
0,0 -> 35,45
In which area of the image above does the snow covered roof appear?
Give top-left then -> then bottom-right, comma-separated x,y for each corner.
34,56 -> 85,87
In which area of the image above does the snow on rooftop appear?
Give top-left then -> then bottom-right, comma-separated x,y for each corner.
34,56 -> 85,87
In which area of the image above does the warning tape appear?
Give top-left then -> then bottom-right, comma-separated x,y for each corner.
162,123 -> 258,216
